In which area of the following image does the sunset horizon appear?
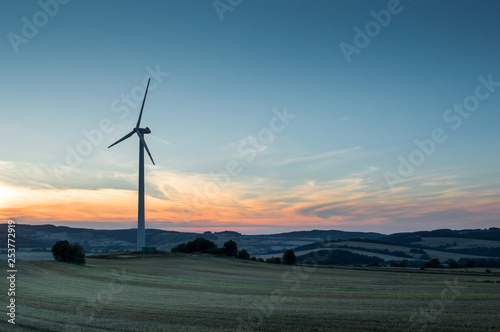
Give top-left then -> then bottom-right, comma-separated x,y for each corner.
2,0 -> 499,239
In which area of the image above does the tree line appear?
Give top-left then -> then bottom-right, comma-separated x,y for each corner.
171,237 -> 296,264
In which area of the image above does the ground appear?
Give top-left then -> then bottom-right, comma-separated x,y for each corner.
1,254 -> 499,331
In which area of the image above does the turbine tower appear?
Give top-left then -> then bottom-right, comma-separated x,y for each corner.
108,78 -> 155,251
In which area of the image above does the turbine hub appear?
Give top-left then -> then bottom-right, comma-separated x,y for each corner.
138,127 -> 151,134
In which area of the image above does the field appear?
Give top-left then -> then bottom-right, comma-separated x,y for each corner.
1,255 -> 500,331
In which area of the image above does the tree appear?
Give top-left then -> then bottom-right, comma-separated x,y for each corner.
51,240 -> 86,264
282,250 -> 296,265
424,258 -> 441,268
171,243 -> 187,253
186,238 -> 217,253
237,249 -> 250,260
266,257 -> 282,264
223,240 -> 238,257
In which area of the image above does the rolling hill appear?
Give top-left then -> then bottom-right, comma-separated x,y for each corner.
1,224 -> 499,265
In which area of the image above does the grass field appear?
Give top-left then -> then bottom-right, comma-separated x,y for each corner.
1,255 -> 500,331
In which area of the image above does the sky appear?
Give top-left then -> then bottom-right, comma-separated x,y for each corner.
1,0 -> 499,235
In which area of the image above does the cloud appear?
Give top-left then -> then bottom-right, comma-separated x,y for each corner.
272,146 -> 361,167
1,157 -> 499,234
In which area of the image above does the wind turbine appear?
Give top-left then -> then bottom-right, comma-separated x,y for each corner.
108,78 -> 155,251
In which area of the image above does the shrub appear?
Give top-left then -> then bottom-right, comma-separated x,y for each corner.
424,258 -> 442,268
171,243 -> 188,253
207,247 -> 224,255
223,240 -> 238,257
266,257 -> 282,264
186,237 -> 217,253
51,240 -> 86,264
282,250 -> 296,265
237,249 -> 250,260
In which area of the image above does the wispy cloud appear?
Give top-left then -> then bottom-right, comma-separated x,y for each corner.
272,146 -> 361,167
1,158 -> 499,234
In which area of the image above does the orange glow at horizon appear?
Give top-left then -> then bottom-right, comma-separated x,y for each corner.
2,179 -> 500,232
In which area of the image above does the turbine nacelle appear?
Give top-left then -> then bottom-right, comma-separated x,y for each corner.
137,127 -> 151,134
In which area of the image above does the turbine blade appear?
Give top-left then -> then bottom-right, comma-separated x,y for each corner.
108,130 -> 135,148
137,132 -> 155,165
136,78 -> 151,129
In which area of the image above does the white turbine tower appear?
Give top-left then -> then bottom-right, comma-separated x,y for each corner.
108,78 -> 155,251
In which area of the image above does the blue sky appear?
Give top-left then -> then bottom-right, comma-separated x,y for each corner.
1,0 -> 499,234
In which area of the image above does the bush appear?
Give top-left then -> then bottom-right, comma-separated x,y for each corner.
206,247 -> 224,255
237,249 -> 250,260
266,257 -> 282,264
171,243 -> 188,253
282,250 -> 296,265
51,240 -> 86,264
424,258 -> 442,268
186,238 -> 217,253
223,240 -> 238,257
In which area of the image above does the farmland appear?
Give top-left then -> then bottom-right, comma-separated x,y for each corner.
1,255 -> 499,331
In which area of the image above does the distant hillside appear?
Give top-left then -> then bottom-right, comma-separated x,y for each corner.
0,223 -> 384,255
288,228 -> 500,267
378,228 -> 500,245
1,224 -> 498,261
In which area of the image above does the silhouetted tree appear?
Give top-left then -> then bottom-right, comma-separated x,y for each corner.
237,249 -> 250,260
424,258 -> 442,268
282,250 -> 296,265
223,240 -> 238,257
51,240 -> 85,264
266,257 -> 282,264
171,243 -> 188,253
186,238 -> 217,253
